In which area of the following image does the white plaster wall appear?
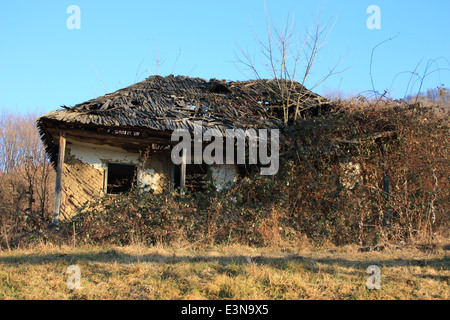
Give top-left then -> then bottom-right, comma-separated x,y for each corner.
66,140 -> 140,170
66,140 -> 168,193
209,164 -> 238,191
137,168 -> 157,192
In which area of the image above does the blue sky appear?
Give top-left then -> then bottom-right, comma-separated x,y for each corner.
0,0 -> 449,115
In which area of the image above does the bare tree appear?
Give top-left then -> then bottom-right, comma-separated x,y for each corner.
0,110 -> 54,242
235,6 -> 345,123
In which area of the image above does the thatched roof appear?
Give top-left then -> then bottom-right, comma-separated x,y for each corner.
37,75 -> 329,164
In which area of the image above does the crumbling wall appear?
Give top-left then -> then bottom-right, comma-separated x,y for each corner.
61,151 -> 104,219
209,164 -> 238,191
140,152 -> 173,193
60,140 -> 172,219
59,139 -> 239,219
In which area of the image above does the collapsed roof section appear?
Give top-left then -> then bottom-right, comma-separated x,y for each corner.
37,74 -> 330,165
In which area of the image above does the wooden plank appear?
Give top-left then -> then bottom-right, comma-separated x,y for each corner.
52,131 -> 66,225
46,127 -> 176,148
180,148 -> 187,195
103,164 -> 108,194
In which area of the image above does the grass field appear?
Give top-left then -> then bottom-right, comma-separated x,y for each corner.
0,241 -> 448,300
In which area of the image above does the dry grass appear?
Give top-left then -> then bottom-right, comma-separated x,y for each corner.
0,241 -> 448,300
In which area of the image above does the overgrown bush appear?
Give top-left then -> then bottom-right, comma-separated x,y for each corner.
3,101 -> 449,248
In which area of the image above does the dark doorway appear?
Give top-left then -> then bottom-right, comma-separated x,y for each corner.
174,163 -> 208,193
107,163 -> 137,194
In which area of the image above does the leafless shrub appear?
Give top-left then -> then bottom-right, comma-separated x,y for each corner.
234,6 -> 345,123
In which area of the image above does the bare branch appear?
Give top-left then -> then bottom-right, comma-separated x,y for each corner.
234,5 -> 343,123
369,33 -> 400,96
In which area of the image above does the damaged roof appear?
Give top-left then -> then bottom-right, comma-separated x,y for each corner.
37,74 -> 330,164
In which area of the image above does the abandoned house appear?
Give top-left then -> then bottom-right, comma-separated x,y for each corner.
37,75 -> 330,223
